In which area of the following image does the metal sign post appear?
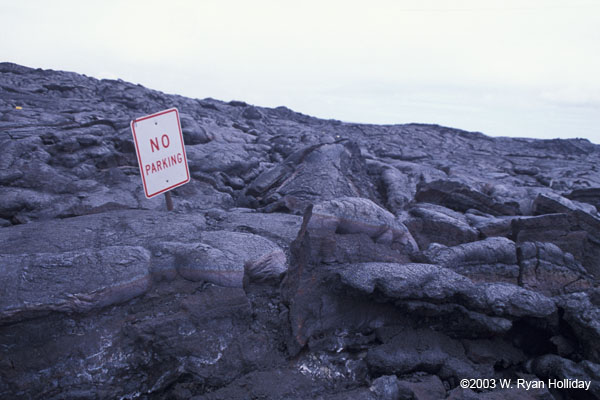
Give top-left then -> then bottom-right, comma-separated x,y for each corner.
165,191 -> 174,211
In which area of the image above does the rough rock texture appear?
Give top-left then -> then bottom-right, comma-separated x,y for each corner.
0,246 -> 151,324
405,203 -> 480,249
416,237 -> 520,284
1,62 -> 600,399
244,141 -> 380,213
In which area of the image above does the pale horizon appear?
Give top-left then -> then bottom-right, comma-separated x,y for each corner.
2,0 -> 599,142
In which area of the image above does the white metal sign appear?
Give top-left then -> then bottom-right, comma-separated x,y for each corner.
130,108 -> 190,198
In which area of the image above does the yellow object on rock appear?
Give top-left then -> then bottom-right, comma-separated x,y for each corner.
15,106 -> 22,110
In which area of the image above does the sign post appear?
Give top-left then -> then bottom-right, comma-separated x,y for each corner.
165,191 -> 174,211
130,108 -> 190,210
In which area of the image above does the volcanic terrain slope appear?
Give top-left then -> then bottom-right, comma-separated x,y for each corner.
1,62 -> 600,399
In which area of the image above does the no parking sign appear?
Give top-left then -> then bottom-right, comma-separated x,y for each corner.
130,108 -> 190,199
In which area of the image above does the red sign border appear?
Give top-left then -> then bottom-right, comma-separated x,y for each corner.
130,108 -> 190,199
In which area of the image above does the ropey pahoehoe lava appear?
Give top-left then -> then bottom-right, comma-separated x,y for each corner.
1,62 -> 599,399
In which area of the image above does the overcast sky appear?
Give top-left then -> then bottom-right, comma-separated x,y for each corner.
2,0 -> 599,142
